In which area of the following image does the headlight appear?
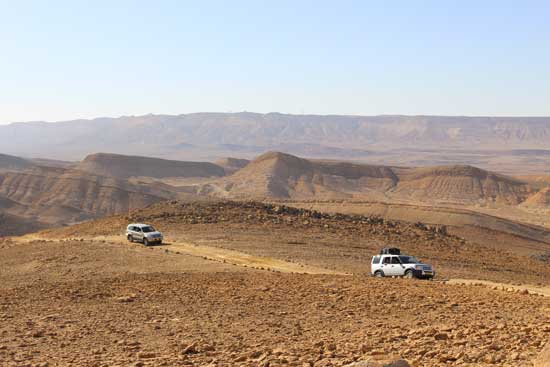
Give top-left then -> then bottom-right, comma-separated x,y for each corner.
414,265 -> 423,270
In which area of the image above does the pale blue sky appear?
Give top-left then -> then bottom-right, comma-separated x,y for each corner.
1,0 -> 549,124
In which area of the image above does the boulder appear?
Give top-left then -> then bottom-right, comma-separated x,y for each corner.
534,343 -> 550,367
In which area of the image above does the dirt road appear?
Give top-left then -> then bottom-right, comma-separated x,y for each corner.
14,234 -> 346,275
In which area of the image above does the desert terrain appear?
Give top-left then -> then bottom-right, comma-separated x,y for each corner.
1,140 -> 550,366
2,200 -> 550,366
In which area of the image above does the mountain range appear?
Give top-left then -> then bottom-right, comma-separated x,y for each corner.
2,113 -> 550,165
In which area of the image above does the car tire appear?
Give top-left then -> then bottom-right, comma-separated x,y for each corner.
143,238 -> 149,246
404,269 -> 414,279
374,271 -> 384,278
127,235 -> 133,242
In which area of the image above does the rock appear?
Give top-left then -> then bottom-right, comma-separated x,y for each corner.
434,332 -> 449,340
32,330 -> 45,338
116,295 -> 136,303
344,359 -> 410,367
182,342 -> 197,354
137,352 -> 157,359
534,343 -> 550,367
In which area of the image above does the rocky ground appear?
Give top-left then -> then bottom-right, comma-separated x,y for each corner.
2,200 -> 549,366
43,201 -> 550,285
1,253 -> 549,366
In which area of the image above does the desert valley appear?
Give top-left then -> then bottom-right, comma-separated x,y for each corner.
1,114 -> 550,366
4,3 -> 550,365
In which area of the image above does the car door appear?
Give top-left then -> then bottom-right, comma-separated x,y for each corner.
391,256 -> 405,276
380,256 -> 393,275
134,227 -> 143,241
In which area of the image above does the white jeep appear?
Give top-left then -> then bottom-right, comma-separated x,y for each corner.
371,254 -> 435,279
126,223 -> 163,246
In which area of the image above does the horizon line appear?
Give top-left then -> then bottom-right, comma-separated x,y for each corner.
3,111 -> 550,126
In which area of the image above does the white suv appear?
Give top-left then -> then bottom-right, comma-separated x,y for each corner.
371,254 -> 435,279
126,223 -> 163,246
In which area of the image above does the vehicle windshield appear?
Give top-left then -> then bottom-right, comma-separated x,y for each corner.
141,226 -> 156,233
399,256 -> 419,264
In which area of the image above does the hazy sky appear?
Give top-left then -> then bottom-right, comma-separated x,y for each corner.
1,1 -> 549,124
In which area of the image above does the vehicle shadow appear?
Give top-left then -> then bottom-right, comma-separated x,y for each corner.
148,242 -> 171,247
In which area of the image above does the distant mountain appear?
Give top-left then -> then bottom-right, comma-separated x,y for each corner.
2,113 -> 550,161
77,153 -> 225,179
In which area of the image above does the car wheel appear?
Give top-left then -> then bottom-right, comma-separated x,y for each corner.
127,234 -> 133,242
404,269 -> 414,279
143,238 -> 149,246
374,271 -> 384,278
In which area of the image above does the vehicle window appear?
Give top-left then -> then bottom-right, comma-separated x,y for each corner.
142,226 -> 155,233
382,257 -> 391,264
391,257 -> 401,264
372,256 -> 381,264
135,227 -> 142,232
399,256 -> 418,264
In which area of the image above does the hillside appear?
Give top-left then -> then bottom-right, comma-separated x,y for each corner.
0,153 -> 34,171
205,152 -> 396,199
0,166 -> 175,224
77,153 -> 225,179
285,200 -> 550,256
214,157 -> 250,174
392,165 -> 530,205
0,212 -> 48,236
522,187 -> 550,207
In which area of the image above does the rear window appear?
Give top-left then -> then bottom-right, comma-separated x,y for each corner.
372,256 -> 381,264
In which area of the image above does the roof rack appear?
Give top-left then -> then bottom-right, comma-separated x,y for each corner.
380,247 -> 401,255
